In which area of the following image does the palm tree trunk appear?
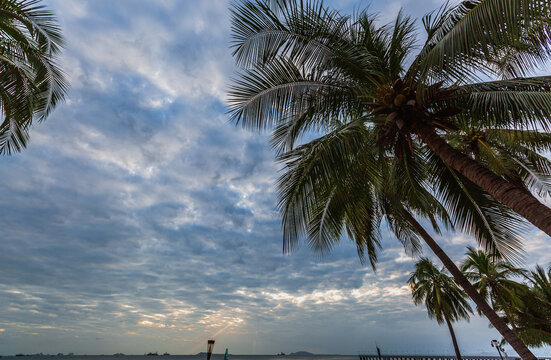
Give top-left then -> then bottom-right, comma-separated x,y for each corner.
403,211 -> 537,360
415,125 -> 551,237
445,317 -> 462,360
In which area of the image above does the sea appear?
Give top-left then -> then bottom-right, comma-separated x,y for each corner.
0,356 -> 359,360
0,354 -> 521,360
8,353 -> 551,360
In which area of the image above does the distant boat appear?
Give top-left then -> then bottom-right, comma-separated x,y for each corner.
163,353 -> 170,356
277,353 -> 286,356
146,353 -> 158,356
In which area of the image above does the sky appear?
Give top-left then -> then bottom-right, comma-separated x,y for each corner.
1,0 -> 551,357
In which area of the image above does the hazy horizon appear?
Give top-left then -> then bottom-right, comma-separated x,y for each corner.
1,0 -> 551,358
0,353 -> 510,358
0,352 -> 357,356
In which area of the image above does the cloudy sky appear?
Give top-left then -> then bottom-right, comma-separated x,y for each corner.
1,0 -> 551,357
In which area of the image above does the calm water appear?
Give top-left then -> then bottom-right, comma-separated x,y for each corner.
0,355 -> 526,360
0,356 -> 359,360
1,355 -> 536,360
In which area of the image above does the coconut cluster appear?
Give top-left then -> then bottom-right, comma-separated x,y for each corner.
367,78 -> 462,148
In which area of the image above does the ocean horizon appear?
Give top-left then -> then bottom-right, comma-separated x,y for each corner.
0,356 -> 359,360
0,354 -> 527,359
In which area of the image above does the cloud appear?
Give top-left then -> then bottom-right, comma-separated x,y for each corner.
51,0 -> 231,101
0,0 -> 550,357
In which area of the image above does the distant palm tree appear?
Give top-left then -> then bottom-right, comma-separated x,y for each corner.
461,247 -> 528,324
505,286 -> 551,348
409,258 -> 472,360
489,264 -> 551,348
530,265 -> 551,301
0,0 -> 67,155
510,264 -> 551,347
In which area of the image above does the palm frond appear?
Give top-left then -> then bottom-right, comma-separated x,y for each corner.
443,124 -> 551,198
408,0 -> 551,85
277,119 -> 377,254
453,77 -> 551,130
409,257 -> 473,324
228,56 -> 358,131
0,0 -> 67,155
425,149 -> 527,262
231,0 -> 381,82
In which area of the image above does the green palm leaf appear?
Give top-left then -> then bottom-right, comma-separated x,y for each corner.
0,0 -> 67,155
451,77 -> 551,130
409,0 -> 551,85
228,56 -> 357,131
409,258 -> 473,324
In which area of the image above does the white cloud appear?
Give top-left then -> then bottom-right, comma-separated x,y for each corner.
57,1 -> 230,101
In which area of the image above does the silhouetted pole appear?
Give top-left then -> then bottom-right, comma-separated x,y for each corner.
207,340 -> 215,360
492,340 -> 504,360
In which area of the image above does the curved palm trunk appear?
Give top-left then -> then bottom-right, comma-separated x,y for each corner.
403,211 -> 536,360
445,317 -> 462,360
415,126 -> 551,237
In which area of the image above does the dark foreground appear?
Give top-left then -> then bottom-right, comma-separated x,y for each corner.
360,356 -> 551,360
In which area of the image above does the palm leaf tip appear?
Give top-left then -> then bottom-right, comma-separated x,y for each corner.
0,0 -> 68,155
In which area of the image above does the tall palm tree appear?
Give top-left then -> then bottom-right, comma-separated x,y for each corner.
228,1 -> 543,358
0,0 -> 67,155
273,120 -> 536,358
228,0 -> 551,237
461,247 -> 528,324
409,258 -> 472,360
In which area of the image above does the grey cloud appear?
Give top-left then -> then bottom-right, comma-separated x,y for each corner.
1,0 -> 549,357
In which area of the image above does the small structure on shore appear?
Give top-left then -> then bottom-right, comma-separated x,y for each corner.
206,340 -> 215,360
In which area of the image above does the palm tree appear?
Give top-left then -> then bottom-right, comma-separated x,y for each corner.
267,116 -> 536,356
0,0 -> 67,155
228,0 -> 551,237
505,286 -> 551,348
461,250 -> 551,348
461,247 -> 528,325
515,265 -> 551,347
494,265 -> 551,348
443,126 -> 551,199
228,1 -> 544,358
531,265 -> 551,302
409,258 -> 472,360
400,213 -> 536,358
